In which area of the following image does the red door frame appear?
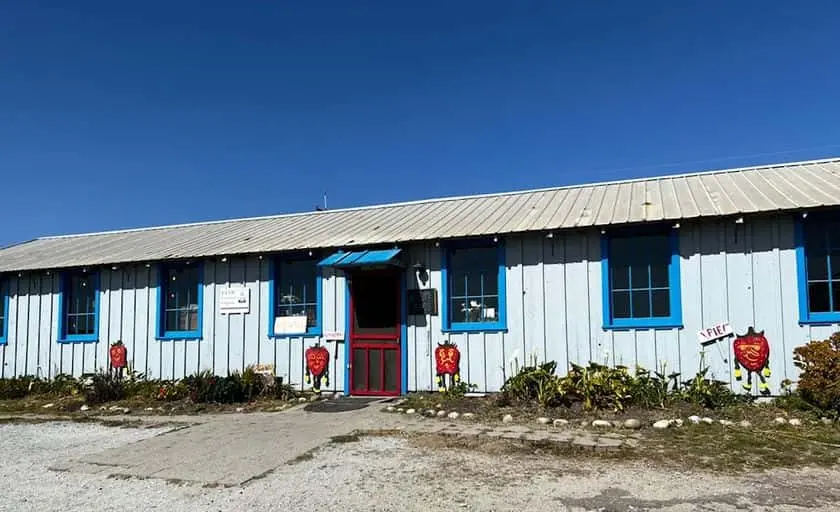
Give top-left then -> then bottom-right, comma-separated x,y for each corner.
348,270 -> 401,396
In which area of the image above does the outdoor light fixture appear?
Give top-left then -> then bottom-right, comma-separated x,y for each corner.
802,212 -> 808,219
735,217 -> 744,224
545,232 -> 554,239
673,223 -> 680,229
221,257 -> 228,263
145,263 -> 151,268
412,262 -> 429,285
111,265 -> 118,271
258,255 -> 263,260
492,236 -> 498,243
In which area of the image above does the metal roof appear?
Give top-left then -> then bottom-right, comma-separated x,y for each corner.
2,157 -> 840,272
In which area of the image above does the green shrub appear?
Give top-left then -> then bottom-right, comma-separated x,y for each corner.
500,360 -> 561,408
558,362 -> 635,412
628,366 -> 679,409
82,373 -> 126,404
0,377 -> 37,399
793,333 -> 840,415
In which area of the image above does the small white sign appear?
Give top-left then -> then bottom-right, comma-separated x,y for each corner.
324,331 -> 345,341
274,315 -> 308,335
697,322 -> 733,344
219,285 -> 250,314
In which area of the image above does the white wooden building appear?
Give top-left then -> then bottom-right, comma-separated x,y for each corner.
1,158 -> 840,395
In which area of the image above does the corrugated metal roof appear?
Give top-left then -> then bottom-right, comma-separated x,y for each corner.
2,157 -> 840,272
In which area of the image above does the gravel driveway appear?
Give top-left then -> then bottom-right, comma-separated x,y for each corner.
1,421 -> 840,511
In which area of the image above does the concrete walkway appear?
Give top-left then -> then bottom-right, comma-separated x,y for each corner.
50,398 -> 404,487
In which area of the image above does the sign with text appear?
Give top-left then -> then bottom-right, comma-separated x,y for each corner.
274,315 -> 308,335
219,285 -> 250,314
697,322 -> 733,344
324,331 -> 345,341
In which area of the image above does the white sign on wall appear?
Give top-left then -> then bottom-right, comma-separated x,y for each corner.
274,315 -> 308,335
697,322 -> 733,344
219,285 -> 250,314
324,331 -> 345,341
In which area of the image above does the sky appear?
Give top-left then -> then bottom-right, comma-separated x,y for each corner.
2,1 -> 840,247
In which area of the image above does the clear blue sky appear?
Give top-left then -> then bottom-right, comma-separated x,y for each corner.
2,1 -> 840,247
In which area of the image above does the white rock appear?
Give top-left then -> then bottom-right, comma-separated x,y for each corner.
42,403 -> 55,409
592,420 -> 612,428
688,415 -> 701,424
385,406 -> 396,412
788,418 -> 802,427
719,420 -> 734,426
652,420 -> 671,429
738,420 -> 752,428
821,417 -> 833,425
537,417 -> 551,425
774,417 -> 788,425
332,392 -> 343,400
436,410 -> 447,418
553,419 -> 569,427
425,409 -> 437,417
235,407 -> 244,413
79,405 -> 90,412
701,417 -> 714,425
502,414 -> 514,423
144,407 -> 154,411
623,419 -> 641,429
447,412 -> 459,420
108,405 -> 120,411
435,403 -> 444,409
671,419 -> 684,427
405,408 -> 416,415
462,412 -> 475,419
298,397 -> 308,403
396,408 -> 405,413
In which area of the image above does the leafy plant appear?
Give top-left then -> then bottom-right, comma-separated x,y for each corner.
82,373 -> 126,404
557,362 -> 634,412
628,365 -> 679,409
500,360 -> 561,407
793,332 -> 840,415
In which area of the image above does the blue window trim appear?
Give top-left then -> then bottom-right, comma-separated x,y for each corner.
57,270 -> 101,344
441,239 -> 508,333
267,256 -> 323,338
601,228 -> 683,330
795,214 -> 840,324
0,278 -> 9,345
156,262 -> 204,341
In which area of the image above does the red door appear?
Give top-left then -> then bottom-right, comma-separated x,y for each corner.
349,270 -> 401,396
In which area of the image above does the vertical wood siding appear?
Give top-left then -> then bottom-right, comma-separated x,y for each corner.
0,215 -> 834,394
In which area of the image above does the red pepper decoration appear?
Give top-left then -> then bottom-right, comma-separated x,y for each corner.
733,326 -> 771,395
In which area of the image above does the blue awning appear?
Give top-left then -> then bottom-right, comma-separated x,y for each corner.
317,248 -> 403,268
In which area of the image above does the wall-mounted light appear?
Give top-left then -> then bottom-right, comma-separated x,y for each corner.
545,232 -> 554,239
258,255 -> 263,260
673,222 -> 681,229
434,241 -> 440,247
221,257 -> 228,263
145,263 -> 151,268
600,229 -> 606,235
308,250 -> 313,257
802,212 -> 808,219
492,236 -> 498,243
735,217 -> 744,224
412,262 -> 429,286
111,265 -> 118,271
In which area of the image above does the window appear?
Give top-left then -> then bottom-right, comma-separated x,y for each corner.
157,263 -> 203,340
0,279 -> 8,345
58,271 -> 100,343
602,229 -> 682,329
442,242 -> 507,332
796,217 -> 840,323
269,258 -> 322,336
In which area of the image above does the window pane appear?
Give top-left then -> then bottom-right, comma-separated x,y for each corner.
276,260 -> 318,330
808,253 -> 829,281
448,246 -> 500,325
631,290 -> 651,318
384,349 -> 399,392
612,291 -> 631,318
352,349 -> 366,390
832,253 -> 840,281
611,265 -> 629,289
166,311 -> 179,332
630,264 -> 648,288
482,295 -> 499,322
651,289 -> 670,317
650,261 -> 669,288
369,350 -> 382,391
809,282 -> 831,313
833,282 -> 840,314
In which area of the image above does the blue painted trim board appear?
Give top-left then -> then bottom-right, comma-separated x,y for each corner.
440,240 -> 508,333
0,279 -> 10,344
601,227 -> 683,330
400,270 -> 408,395
795,214 -> 840,324
156,262 -> 204,341
343,274 -> 351,396
267,257 -> 323,338
57,270 -> 100,344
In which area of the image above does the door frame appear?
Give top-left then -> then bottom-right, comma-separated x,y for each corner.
343,268 -> 408,396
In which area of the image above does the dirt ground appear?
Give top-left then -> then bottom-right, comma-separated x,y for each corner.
2,419 -> 840,512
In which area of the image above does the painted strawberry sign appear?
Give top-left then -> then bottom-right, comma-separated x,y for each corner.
434,342 -> 461,392
732,326 -> 771,395
304,344 -> 330,394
